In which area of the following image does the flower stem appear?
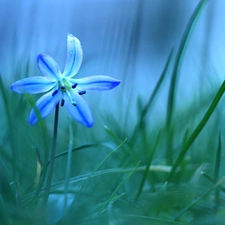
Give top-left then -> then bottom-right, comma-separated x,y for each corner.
43,103 -> 59,206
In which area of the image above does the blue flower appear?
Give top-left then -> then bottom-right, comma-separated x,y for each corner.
10,34 -> 120,127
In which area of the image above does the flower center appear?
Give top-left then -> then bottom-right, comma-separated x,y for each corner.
59,78 -> 71,92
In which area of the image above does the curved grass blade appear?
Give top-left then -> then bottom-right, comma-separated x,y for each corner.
47,143 -> 99,165
22,164 -> 171,205
168,80 -> 225,182
131,48 -> 175,142
135,131 -> 161,201
166,0 -> 209,164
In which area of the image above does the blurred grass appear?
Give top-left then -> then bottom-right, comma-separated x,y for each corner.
1,0 -> 225,224
166,0 -> 209,164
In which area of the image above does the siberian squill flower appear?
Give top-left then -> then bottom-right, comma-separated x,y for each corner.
10,34 -> 120,127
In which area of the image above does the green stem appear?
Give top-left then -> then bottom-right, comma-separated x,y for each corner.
43,103 -> 59,206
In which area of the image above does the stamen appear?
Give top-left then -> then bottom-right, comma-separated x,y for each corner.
61,86 -> 66,90
66,91 -> 76,106
61,99 -> 65,107
72,83 -> 77,89
52,90 -> 58,96
78,90 -> 86,95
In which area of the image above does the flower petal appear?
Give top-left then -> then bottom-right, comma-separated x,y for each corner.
71,76 -> 121,91
63,34 -> 83,77
64,91 -> 93,127
10,77 -> 56,94
29,91 -> 60,125
37,54 -> 61,80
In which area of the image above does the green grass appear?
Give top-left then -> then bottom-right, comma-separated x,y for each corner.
1,0 -> 225,224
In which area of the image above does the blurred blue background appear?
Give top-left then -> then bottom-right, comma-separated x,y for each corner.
1,0 -> 225,123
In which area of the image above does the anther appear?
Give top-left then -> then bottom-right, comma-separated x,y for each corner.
52,90 -> 58,96
60,86 -> 66,90
72,83 -> 77,89
72,102 -> 76,106
61,99 -> 65,107
78,90 -> 86,95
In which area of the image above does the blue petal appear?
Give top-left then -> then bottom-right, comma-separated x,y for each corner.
71,76 -> 121,91
64,91 -> 93,127
37,54 -> 61,80
10,77 -> 56,94
63,34 -> 83,77
29,91 -> 60,125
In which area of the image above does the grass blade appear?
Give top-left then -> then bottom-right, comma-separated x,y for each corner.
47,143 -> 99,164
166,0 -> 209,164
168,80 -> 225,182
131,48 -> 175,142
135,131 -> 161,200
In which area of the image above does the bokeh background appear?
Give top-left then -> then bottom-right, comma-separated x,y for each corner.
1,0 -> 225,224
1,0 -> 225,104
